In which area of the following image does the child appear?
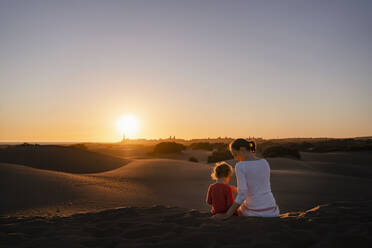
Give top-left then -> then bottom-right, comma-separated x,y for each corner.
206,162 -> 238,215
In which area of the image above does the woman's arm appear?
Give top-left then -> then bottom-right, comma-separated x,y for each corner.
212,202 -> 240,219
230,186 -> 238,194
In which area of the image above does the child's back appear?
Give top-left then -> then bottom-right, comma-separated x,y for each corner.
206,182 -> 234,214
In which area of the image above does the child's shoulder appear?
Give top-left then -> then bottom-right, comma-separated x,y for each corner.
209,183 -> 231,190
209,182 -> 220,188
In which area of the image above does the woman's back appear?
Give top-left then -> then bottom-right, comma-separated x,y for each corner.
235,159 -> 278,211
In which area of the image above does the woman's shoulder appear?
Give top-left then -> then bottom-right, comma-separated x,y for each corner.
236,158 -> 267,167
236,159 -> 269,172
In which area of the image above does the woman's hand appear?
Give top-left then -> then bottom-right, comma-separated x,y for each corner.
231,186 -> 238,194
219,202 -> 240,219
211,213 -> 230,220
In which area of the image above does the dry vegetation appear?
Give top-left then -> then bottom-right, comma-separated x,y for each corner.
151,142 -> 186,154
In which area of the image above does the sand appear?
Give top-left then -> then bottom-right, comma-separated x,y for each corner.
1,201 -> 371,248
1,150 -> 372,247
0,159 -> 212,216
3,156 -> 371,216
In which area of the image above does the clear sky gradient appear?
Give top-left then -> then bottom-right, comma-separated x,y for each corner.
1,0 -> 371,142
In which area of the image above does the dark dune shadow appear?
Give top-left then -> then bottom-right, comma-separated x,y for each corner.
0,144 -> 129,173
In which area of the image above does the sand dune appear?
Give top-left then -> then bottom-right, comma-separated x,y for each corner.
301,151 -> 372,166
300,151 -> 372,178
95,159 -> 213,210
268,156 -> 372,211
0,162 -> 150,216
2,155 -> 372,217
266,157 -> 315,171
1,153 -> 372,247
0,159 -> 212,216
0,145 -> 129,173
145,149 -> 212,163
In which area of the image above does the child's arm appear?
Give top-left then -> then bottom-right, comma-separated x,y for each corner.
206,186 -> 212,205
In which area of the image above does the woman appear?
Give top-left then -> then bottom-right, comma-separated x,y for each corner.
212,138 -> 279,219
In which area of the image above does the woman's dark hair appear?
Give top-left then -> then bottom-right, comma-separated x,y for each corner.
229,138 -> 256,153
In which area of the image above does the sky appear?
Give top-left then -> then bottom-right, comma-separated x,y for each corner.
0,0 -> 371,142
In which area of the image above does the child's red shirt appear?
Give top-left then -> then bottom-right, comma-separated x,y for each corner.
206,183 -> 234,214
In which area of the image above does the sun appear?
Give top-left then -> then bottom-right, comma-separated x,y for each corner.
116,115 -> 140,139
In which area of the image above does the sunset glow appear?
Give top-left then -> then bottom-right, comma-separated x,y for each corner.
0,1 -> 371,142
116,115 -> 140,139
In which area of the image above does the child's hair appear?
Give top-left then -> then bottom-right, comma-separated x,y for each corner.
211,162 -> 233,180
229,138 -> 256,153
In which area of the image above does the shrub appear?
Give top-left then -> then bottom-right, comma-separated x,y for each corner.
189,156 -> 199,163
189,142 -> 214,151
153,142 -> 186,154
189,142 -> 228,151
207,149 -> 233,163
69,143 -> 88,150
9,143 -> 39,149
213,143 -> 229,151
262,146 -> 301,159
244,138 -> 372,155
256,141 -> 275,153
258,141 -> 313,154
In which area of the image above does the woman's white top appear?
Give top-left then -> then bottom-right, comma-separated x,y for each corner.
234,159 -> 278,211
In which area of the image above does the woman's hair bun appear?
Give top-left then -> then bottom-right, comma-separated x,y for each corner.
248,140 -> 256,153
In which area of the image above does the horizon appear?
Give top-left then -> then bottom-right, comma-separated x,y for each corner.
1,135 -> 372,145
1,0 -> 371,142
